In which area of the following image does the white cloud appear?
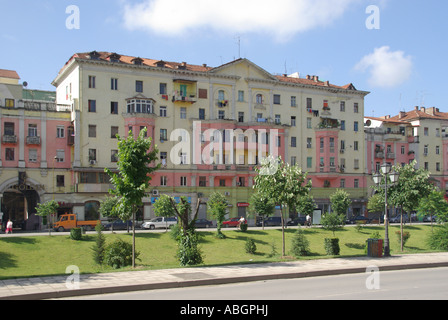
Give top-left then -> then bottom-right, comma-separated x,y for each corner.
355,46 -> 413,88
122,0 -> 357,40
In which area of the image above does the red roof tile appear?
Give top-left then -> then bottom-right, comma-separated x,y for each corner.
0,69 -> 20,79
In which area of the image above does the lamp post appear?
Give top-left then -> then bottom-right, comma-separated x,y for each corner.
373,163 -> 399,257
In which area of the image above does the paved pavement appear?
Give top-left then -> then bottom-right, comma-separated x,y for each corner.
1,252 -> 448,300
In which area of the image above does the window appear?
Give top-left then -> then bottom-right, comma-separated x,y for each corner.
340,120 -> 345,131
354,159 -> 360,169
159,83 -> 167,94
275,114 -> 281,124
56,175 -> 65,187
320,138 -> 324,152
88,149 -> 96,161
29,149 -> 37,162
160,129 -> 167,141
291,116 -> 296,127
256,94 -> 263,104
340,101 -> 345,112
219,179 -> 226,187
340,179 -> 345,188
28,124 -> 38,137
330,157 -> 335,167
354,121 -> 359,132
110,102 -> 118,114
276,136 -> 281,147
57,126 -> 65,138
306,98 -> 312,109
136,80 -> 143,93
291,156 -> 296,166
180,153 -> 187,165
424,162 -> 429,170
218,90 -> 225,101
160,106 -> 167,117
88,100 -> 96,112
111,78 -> 118,90
307,157 -> 312,169
180,176 -> 187,186
354,141 -> 359,151
218,110 -> 225,119
436,146 -> 440,155
306,137 -> 311,148
88,76 -> 96,89
5,148 -> 14,161
4,122 -> 14,136
238,112 -> 244,123
424,127 -> 429,136
88,125 -> 96,138
238,91 -> 244,102
436,162 -> 441,172
5,99 -> 14,108
330,138 -> 335,153
199,176 -> 207,187
273,94 -> 281,105
340,140 -> 346,151
354,179 -> 359,188
307,118 -> 312,129
111,150 -> 118,162
180,107 -> 187,119
424,145 -> 429,156
199,108 -> 205,120
111,126 -> 119,138
291,96 -> 296,107
56,149 -> 65,163
401,146 -> 406,155
127,99 -> 154,114
159,176 -> 167,186
354,103 -> 359,113
198,89 -> 208,99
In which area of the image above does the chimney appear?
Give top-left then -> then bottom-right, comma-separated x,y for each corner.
414,106 -> 419,111
428,107 -> 437,116
306,75 -> 311,80
324,81 -> 330,86
421,107 -> 426,113
314,76 -> 319,82
399,111 -> 406,119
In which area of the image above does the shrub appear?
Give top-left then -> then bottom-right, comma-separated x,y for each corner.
70,228 -> 82,241
104,239 -> 139,269
396,230 -> 411,247
91,222 -> 106,265
239,223 -> 248,232
177,230 -> 203,266
245,238 -> 257,254
290,228 -> 310,257
267,241 -> 278,258
324,238 -> 340,256
427,224 -> 448,251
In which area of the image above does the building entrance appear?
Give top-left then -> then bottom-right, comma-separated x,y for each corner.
1,185 -> 40,231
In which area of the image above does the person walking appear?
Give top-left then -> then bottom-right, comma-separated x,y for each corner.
6,219 -> 13,234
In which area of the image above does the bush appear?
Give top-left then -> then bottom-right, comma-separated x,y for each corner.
290,228 -> 310,257
91,222 -> 106,265
427,224 -> 448,251
239,223 -> 248,232
245,238 -> 257,254
396,230 -> 411,247
324,238 -> 340,255
70,228 -> 82,241
104,239 -> 139,269
177,230 -> 203,266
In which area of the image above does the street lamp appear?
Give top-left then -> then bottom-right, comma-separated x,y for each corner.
373,163 -> 399,257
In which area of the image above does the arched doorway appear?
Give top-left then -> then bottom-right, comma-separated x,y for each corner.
2,185 -> 40,231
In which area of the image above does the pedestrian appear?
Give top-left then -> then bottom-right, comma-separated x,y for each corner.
6,219 -> 13,234
238,216 -> 245,230
306,214 -> 312,227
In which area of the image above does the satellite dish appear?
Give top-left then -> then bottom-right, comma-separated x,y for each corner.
365,120 -> 372,126
23,81 -> 28,88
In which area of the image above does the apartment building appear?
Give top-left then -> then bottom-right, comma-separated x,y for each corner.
50,51 -> 370,222
0,51 -> 370,229
365,106 -> 448,194
0,69 -> 72,230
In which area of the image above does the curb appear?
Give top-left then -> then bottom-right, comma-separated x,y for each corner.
3,260 -> 448,300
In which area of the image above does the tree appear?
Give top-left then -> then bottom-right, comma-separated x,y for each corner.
35,200 -> 59,235
99,196 -> 130,232
254,156 -> 312,256
105,128 -> 160,268
417,190 -> 448,230
153,194 -> 201,234
207,192 -> 229,238
330,189 -> 352,216
249,191 -> 275,230
296,194 -> 316,217
321,212 -> 346,237
367,193 -> 385,225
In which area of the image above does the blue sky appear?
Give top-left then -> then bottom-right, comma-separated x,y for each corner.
0,0 -> 446,118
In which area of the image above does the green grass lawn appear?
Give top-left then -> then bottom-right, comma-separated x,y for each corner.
0,224 -> 443,280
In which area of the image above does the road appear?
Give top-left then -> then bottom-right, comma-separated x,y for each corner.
64,267 -> 448,300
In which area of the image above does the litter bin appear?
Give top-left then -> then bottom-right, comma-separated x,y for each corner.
367,239 -> 383,257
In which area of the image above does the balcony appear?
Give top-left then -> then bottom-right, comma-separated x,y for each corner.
2,135 -> 17,144
386,152 -> 396,159
26,136 -> 41,145
173,93 -> 197,103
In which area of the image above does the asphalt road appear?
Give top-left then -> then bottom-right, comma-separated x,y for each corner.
64,267 -> 448,300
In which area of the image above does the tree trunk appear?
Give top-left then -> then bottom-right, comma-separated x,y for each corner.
281,208 -> 285,257
132,209 -> 136,268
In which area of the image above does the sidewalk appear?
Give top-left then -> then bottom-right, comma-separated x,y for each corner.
1,252 -> 448,300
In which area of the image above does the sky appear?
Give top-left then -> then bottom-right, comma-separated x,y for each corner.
0,0 -> 446,118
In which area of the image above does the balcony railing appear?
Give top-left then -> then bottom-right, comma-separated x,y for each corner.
2,135 -> 17,144
26,136 -> 41,145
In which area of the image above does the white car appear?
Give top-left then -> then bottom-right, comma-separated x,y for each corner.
141,217 -> 177,230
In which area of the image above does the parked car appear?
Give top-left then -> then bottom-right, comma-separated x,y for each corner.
257,216 -> 282,227
222,218 -> 241,228
423,215 -> 436,222
141,217 -> 177,230
287,216 -> 307,226
194,218 -> 214,228
346,216 -> 371,225
389,216 -> 401,223
103,219 -> 132,231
